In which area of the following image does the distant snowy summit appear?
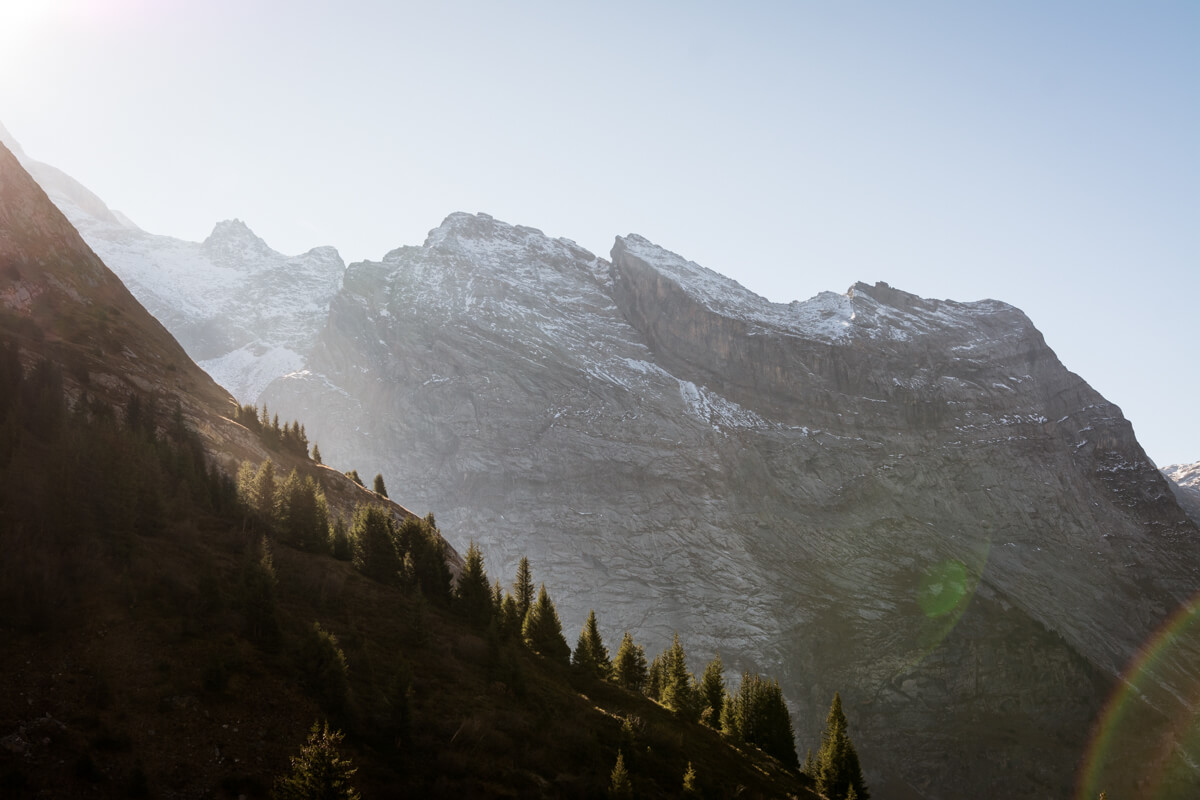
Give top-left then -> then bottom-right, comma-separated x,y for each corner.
1163,461 -> 1200,525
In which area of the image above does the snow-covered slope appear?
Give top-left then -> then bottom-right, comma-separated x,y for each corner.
0,123 -> 344,403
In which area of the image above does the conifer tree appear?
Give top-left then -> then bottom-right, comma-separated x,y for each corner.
660,633 -> 699,720
455,541 -> 492,627
646,652 -> 665,701
500,593 -> 522,640
513,556 -> 534,622
613,632 -> 649,692
312,443 -> 322,464
521,584 -> 570,663
816,692 -> 868,799
491,579 -> 504,619
298,622 -> 350,715
330,518 -> 351,561
608,751 -> 632,800
572,609 -> 612,680
395,515 -> 452,603
280,471 -> 331,553
241,534 -> 281,650
351,505 -> 401,585
236,458 -> 279,524
272,721 -> 360,800
373,473 -> 388,498
723,673 -> 799,770
699,653 -> 726,729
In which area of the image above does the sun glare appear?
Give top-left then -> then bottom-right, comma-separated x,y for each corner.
0,0 -> 151,73
0,0 -> 68,63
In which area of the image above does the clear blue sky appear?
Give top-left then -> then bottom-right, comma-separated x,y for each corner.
2,1 -> 1196,466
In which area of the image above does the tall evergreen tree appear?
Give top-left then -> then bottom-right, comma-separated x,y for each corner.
699,653 -> 726,729
646,651 -> 665,701
612,632 -> 648,692
513,556 -> 534,622
272,721 -> 361,800
241,534 -> 281,650
660,633 -> 699,720
455,541 -> 492,627
499,593 -> 522,640
372,473 -> 388,498
491,579 -> 505,619
815,692 -> 868,799
572,609 -> 612,680
280,471 -> 331,553
395,515 -> 452,603
312,443 -> 322,464
723,673 -> 799,770
351,505 -> 401,585
521,584 -> 569,663
236,458 -> 279,524
330,517 -> 351,561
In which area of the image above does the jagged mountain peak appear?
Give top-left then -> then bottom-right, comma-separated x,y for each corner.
415,211 -> 598,270
613,234 -> 1032,347
201,218 -> 276,261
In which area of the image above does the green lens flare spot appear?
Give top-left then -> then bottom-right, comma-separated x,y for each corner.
918,559 -> 970,618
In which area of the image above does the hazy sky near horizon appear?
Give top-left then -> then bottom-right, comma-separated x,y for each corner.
1,1 -> 1196,466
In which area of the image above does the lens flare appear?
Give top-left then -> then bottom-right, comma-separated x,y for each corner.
1076,592 -> 1200,799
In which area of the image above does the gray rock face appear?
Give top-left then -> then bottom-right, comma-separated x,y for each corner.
259,213 -> 1200,799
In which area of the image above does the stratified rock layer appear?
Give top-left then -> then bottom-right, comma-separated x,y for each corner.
260,213 -> 1200,799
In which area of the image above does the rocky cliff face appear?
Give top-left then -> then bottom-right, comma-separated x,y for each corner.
256,213 -> 1200,799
